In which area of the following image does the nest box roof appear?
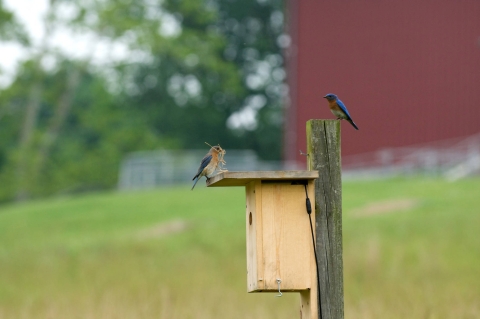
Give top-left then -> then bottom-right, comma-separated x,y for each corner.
206,170 -> 319,187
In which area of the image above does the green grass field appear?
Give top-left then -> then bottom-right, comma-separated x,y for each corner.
0,177 -> 479,319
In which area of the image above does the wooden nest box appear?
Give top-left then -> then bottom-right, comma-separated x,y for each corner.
207,170 -> 318,293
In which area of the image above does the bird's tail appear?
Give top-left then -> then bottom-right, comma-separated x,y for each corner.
348,118 -> 359,130
191,177 -> 200,190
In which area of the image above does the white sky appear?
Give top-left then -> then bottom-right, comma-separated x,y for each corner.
0,0 -> 138,88
0,0 -> 47,86
0,0 -> 182,88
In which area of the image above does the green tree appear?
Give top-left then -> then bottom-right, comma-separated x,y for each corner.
214,0 -> 286,160
62,0 -> 286,159
0,0 -> 287,201
0,58 -> 171,200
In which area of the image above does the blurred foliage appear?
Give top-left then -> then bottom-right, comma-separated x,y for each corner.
0,0 -> 286,201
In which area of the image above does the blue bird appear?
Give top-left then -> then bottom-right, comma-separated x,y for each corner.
323,93 -> 359,130
191,145 -> 226,190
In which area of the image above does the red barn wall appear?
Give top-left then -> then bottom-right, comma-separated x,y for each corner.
284,0 -> 480,166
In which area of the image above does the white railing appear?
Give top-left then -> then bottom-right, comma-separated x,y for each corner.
118,149 -> 283,190
342,132 -> 480,179
118,133 -> 480,189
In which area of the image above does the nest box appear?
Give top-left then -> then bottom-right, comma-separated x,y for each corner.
207,170 -> 318,293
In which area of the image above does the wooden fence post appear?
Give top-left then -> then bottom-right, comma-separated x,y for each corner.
306,119 -> 344,319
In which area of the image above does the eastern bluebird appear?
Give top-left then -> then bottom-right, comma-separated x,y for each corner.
323,93 -> 359,130
191,145 -> 226,190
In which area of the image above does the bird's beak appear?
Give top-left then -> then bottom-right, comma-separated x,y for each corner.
323,96 -> 327,98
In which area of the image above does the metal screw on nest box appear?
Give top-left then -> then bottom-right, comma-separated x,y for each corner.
276,279 -> 282,297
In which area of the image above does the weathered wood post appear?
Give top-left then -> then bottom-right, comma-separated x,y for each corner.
304,119 -> 344,319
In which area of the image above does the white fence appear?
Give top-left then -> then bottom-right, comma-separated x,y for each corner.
342,132 -> 480,180
118,133 -> 480,189
118,149 -> 283,190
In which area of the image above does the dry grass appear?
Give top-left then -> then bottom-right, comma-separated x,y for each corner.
351,199 -> 419,217
135,219 -> 190,240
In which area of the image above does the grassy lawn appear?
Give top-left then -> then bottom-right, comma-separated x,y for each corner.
0,177 -> 479,318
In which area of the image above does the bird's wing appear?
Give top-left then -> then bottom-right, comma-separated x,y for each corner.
194,154 -> 213,178
336,99 -> 353,119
